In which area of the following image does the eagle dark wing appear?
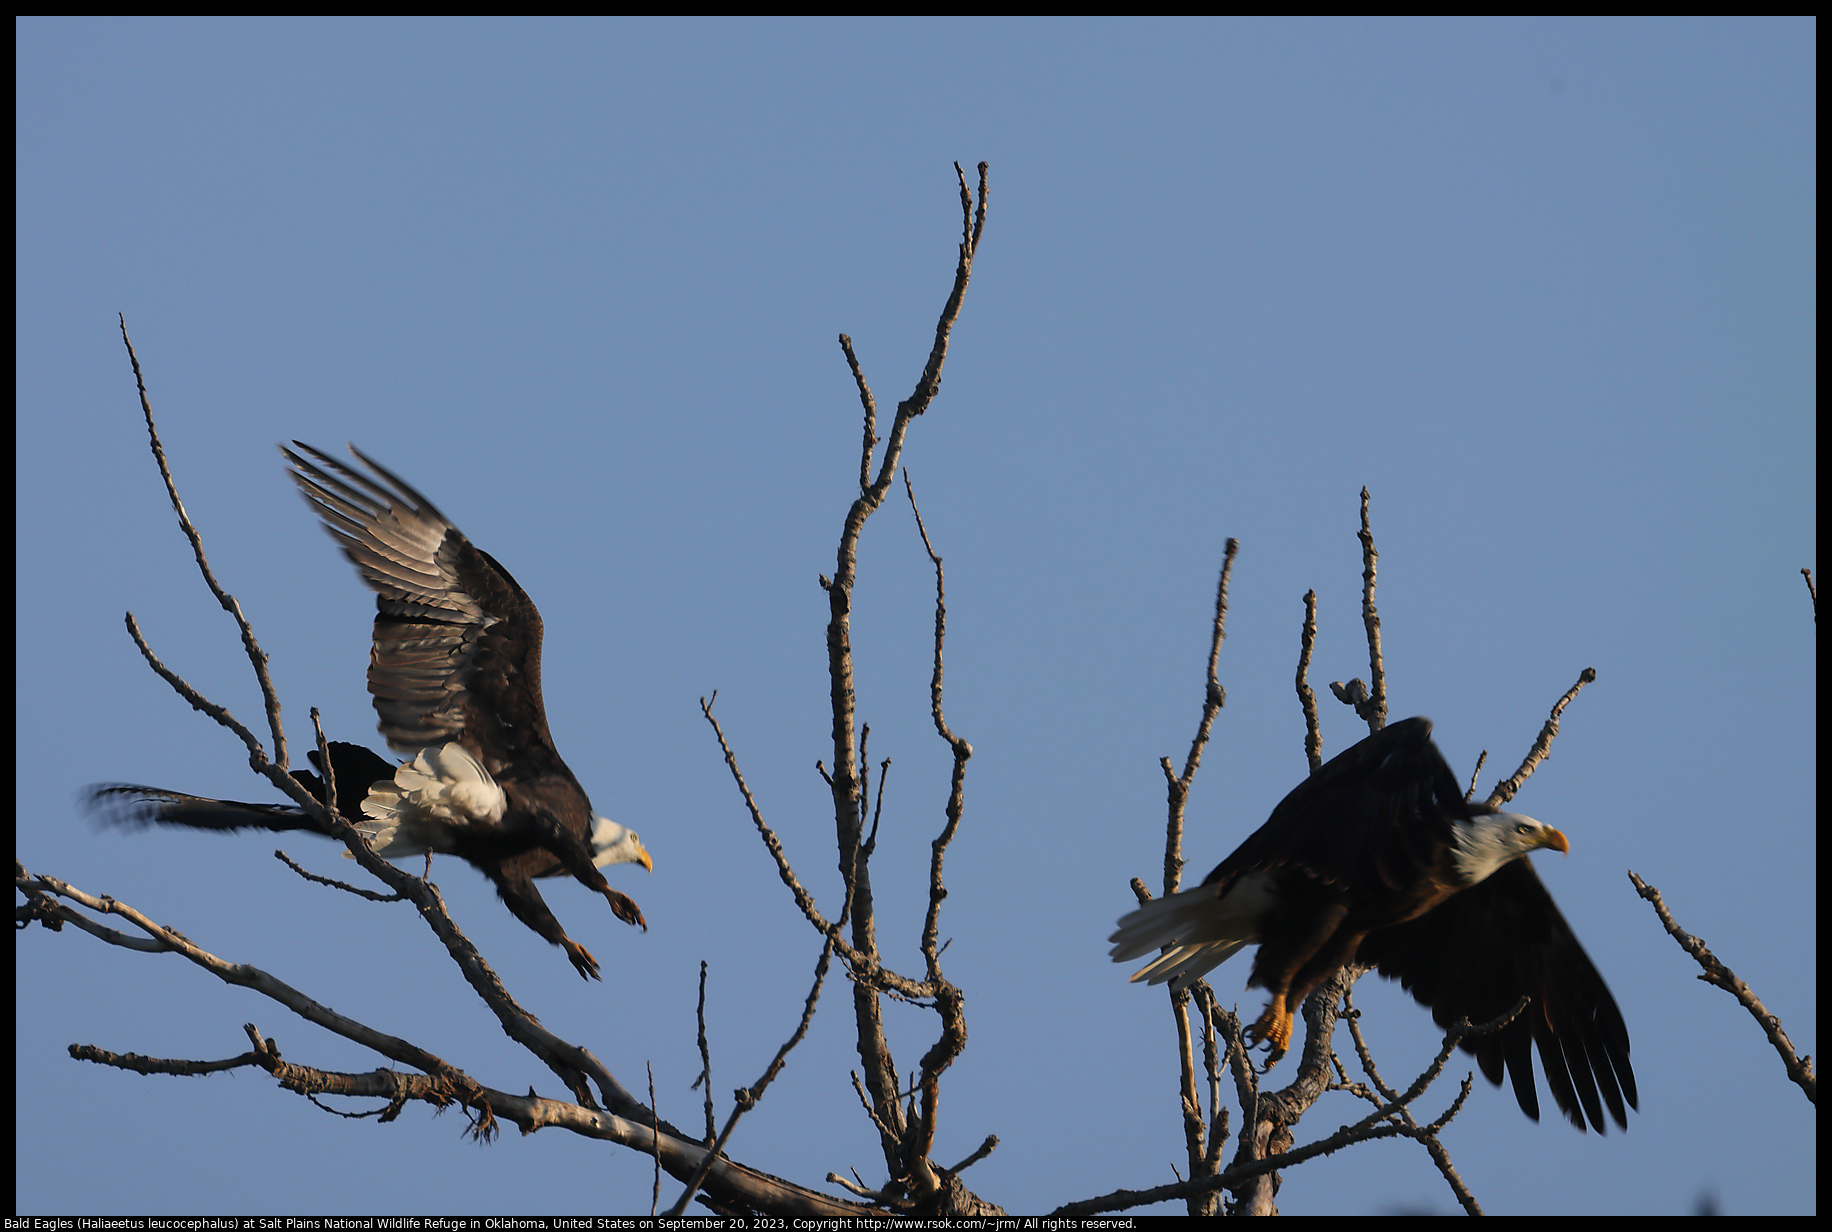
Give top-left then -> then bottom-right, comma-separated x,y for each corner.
1201,717 -> 1464,898
1113,718 -> 1473,998
1358,856 -> 1638,1132
294,742 -> 401,823
281,443 -> 562,779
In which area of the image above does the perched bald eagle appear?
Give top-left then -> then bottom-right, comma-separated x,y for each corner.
1111,717 -> 1635,1132
88,443 -> 651,980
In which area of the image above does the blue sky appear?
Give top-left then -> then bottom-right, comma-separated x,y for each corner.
16,17 -> 1814,1217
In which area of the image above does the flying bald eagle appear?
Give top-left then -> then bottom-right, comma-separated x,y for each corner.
89,443 -> 651,981
1110,717 -> 1635,1132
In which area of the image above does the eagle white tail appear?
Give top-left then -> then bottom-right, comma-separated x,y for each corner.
1109,873 -> 1274,991
345,742 -> 507,859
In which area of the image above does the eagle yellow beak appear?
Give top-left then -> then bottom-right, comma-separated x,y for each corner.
633,838 -> 654,873
1540,827 -> 1570,855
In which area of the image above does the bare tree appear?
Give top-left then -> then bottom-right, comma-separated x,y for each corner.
20,162 -> 1806,1217
20,162 -> 992,1219
1059,492 -> 1609,1217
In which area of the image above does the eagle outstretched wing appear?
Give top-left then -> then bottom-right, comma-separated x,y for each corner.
282,442 -> 559,778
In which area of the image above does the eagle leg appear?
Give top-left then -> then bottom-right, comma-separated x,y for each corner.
601,887 -> 647,931
562,938 -> 602,981
1245,993 -> 1294,1065
485,860 -> 605,981
526,808 -> 647,933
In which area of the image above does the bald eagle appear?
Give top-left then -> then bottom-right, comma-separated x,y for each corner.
1110,717 -> 1635,1132
89,443 -> 651,981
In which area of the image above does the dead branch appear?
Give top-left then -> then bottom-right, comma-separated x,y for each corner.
1295,590 -> 1322,773
1483,667 -> 1597,808
1326,487 -> 1388,731
1629,871 -> 1815,1103
699,162 -> 993,1214
1150,543 -> 1240,1214
118,316 -> 289,767
20,861 -> 881,1216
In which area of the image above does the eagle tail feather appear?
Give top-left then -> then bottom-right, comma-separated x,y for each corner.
1110,876 -> 1270,991
84,785 -> 318,835
341,742 -> 505,861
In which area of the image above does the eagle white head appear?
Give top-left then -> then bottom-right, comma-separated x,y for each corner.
1451,810 -> 1569,885
591,816 -> 653,872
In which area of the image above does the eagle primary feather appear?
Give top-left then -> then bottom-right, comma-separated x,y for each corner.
1111,717 -> 1635,1132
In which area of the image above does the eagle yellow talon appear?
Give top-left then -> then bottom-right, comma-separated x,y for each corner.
563,939 -> 603,981
1246,996 -> 1293,1065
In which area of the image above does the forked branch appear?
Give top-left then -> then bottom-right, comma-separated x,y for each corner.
702,164 -> 995,1214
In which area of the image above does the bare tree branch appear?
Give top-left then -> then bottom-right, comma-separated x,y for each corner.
1295,589 -> 1322,774
700,695 -> 833,936
693,961 -> 716,1143
1328,488 -> 1386,731
20,861 -> 885,1216
1629,871 -> 1815,1103
671,920 -> 848,1216
701,163 -> 995,1215
1062,989 -> 1527,1217
900,467 -> 974,1181
118,316 -> 290,768
1136,542 -> 1239,1214
1483,667 -> 1597,809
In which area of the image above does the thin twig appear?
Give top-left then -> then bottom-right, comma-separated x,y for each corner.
648,1063 -> 662,1217
903,468 -> 973,976
1483,667 -> 1596,808
1148,540 -> 1238,1210
1354,488 -> 1386,729
842,334 -> 880,494
1160,540 -> 1239,895
119,316 -> 289,767
1463,752 -> 1487,803
699,695 -> 831,935
670,922 -> 848,1216
1295,590 -> 1322,773
694,962 -> 716,1142
900,468 -> 975,1176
